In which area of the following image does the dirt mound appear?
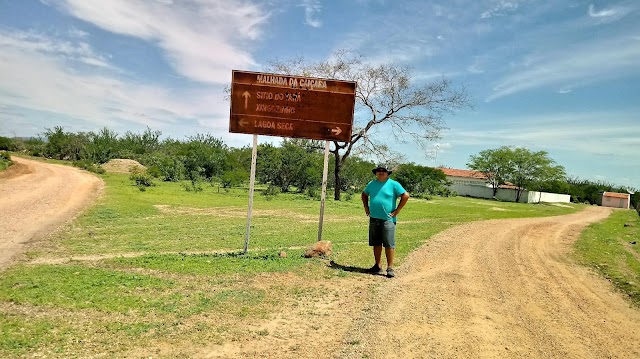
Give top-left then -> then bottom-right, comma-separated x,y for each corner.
304,240 -> 332,258
0,162 -> 32,180
102,159 -> 146,174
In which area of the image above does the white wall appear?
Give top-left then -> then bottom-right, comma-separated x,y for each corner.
449,184 -> 570,203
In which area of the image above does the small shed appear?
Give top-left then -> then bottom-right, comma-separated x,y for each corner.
597,192 -> 631,209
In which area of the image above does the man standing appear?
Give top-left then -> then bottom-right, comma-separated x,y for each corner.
361,166 -> 410,278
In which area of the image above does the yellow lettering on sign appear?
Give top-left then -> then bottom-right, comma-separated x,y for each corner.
277,123 -> 294,130
256,104 -> 296,114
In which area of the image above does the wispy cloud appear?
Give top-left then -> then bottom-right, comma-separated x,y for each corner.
0,30 -> 113,70
487,36 -> 640,101
480,1 -> 519,19
588,4 -> 617,17
0,30 -> 229,134
449,111 -> 640,161
46,0 -> 269,84
300,0 -> 322,28
587,3 -> 634,24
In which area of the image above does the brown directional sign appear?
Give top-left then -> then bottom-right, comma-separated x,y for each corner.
229,70 -> 356,142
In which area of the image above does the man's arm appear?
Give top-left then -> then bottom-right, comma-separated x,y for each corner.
361,192 -> 370,216
390,192 -> 410,217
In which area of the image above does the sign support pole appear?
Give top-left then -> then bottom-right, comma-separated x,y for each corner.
318,140 -> 330,242
244,134 -> 258,254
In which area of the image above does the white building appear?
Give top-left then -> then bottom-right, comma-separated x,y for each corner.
439,168 -> 571,204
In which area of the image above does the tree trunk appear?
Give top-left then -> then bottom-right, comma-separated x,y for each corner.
515,188 -> 523,202
333,150 -> 342,201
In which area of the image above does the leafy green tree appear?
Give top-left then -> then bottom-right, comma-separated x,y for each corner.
393,163 -> 449,197
506,148 -> 566,202
256,140 -> 323,192
467,146 -> 512,197
334,156 -> 376,193
220,146 -> 252,188
86,127 -> 119,163
42,126 -> 89,161
119,127 -> 162,157
468,146 -> 566,202
256,143 -> 283,187
179,134 -> 227,180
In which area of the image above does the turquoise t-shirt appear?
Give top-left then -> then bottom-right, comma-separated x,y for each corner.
363,178 -> 406,222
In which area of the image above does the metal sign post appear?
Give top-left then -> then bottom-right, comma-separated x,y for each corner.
317,141 -> 330,242
243,134 -> 258,254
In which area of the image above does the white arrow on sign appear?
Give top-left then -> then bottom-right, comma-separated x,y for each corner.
242,91 -> 251,109
331,127 -> 342,136
239,118 -> 249,127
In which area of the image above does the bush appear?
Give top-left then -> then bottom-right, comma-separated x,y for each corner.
72,160 -> 105,174
129,167 -> 155,191
0,151 -> 12,171
220,169 -> 248,188
262,185 -> 280,200
307,186 -> 320,200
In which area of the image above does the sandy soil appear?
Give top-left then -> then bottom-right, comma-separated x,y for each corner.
336,206 -> 640,359
0,156 -> 103,268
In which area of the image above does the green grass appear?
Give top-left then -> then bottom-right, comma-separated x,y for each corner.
0,152 -> 12,171
574,209 -> 640,305
0,171 -> 584,357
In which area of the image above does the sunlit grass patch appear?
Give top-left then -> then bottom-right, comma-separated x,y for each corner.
0,265 -> 174,314
105,251 -> 310,276
0,313 -> 68,356
574,210 -> 640,306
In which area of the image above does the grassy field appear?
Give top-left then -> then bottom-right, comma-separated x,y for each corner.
0,170 -> 585,357
574,209 -> 640,306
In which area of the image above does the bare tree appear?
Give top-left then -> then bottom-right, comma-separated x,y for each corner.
267,50 -> 470,200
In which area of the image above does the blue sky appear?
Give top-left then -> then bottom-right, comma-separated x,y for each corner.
1,0 -> 638,189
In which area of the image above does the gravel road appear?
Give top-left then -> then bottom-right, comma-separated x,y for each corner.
338,206 -> 640,359
0,156 -> 103,268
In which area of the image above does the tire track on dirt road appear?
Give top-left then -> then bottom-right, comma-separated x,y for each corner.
338,206 -> 640,359
0,157 -> 103,268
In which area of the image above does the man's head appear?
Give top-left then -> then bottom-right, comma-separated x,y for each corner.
372,166 -> 392,181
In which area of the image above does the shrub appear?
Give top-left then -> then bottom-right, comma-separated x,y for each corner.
129,167 -> 155,191
262,185 -> 280,200
307,186 -> 320,200
220,169 -> 248,188
72,160 -> 105,174
0,151 -> 12,171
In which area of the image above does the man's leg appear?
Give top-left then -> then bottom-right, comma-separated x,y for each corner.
385,247 -> 395,269
373,245 -> 383,266
383,220 -> 397,277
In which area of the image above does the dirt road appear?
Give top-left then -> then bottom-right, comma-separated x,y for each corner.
0,156 -> 103,268
337,206 -> 640,359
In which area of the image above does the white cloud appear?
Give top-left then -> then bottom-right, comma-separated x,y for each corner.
0,30 -> 112,70
587,3 -> 635,24
588,4 -> 617,18
448,111 -> 640,161
46,0 -> 270,84
480,1 -> 519,19
301,0 -> 322,28
0,30 -> 230,134
487,36 -> 640,101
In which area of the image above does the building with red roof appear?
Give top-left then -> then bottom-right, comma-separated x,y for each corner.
597,192 -> 631,209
